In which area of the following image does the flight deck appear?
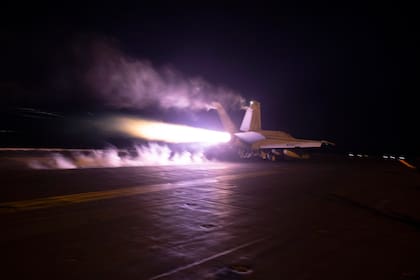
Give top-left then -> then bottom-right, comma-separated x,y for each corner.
1,154 -> 419,279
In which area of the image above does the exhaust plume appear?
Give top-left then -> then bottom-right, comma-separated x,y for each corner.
106,116 -> 231,144
82,40 -> 245,110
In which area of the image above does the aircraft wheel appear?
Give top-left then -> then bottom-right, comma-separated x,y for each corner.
260,152 -> 267,160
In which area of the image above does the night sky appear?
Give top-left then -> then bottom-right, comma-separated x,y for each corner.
1,3 -> 418,156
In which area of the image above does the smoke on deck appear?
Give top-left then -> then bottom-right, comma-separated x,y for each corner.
27,143 -> 212,169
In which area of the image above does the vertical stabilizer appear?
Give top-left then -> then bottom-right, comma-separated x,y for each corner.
240,100 -> 261,131
211,102 -> 237,134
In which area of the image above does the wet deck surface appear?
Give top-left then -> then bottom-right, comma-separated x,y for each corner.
1,157 -> 420,279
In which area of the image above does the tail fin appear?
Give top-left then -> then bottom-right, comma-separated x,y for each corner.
211,102 -> 237,134
240,100 -> 261,131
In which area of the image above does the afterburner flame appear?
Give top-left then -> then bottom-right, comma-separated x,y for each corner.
115,117 -> 231,144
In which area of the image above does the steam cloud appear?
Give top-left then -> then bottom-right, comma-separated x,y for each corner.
27,144 -> 210,169
82,40 -> 245,110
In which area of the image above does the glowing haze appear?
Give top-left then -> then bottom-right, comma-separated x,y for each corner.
110,117 -> 231,144
80,39 -> 245,111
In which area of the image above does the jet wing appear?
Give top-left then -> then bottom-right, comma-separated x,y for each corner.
255,139 -> 334,149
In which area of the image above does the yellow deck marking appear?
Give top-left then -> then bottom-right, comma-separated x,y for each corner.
0,170 -> 277,213
398,159 -> 416,169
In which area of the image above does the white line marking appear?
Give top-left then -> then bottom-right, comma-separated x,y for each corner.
148,237 -> 265,280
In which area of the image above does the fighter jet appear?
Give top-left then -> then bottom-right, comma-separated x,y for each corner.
211,100 -> 334,160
